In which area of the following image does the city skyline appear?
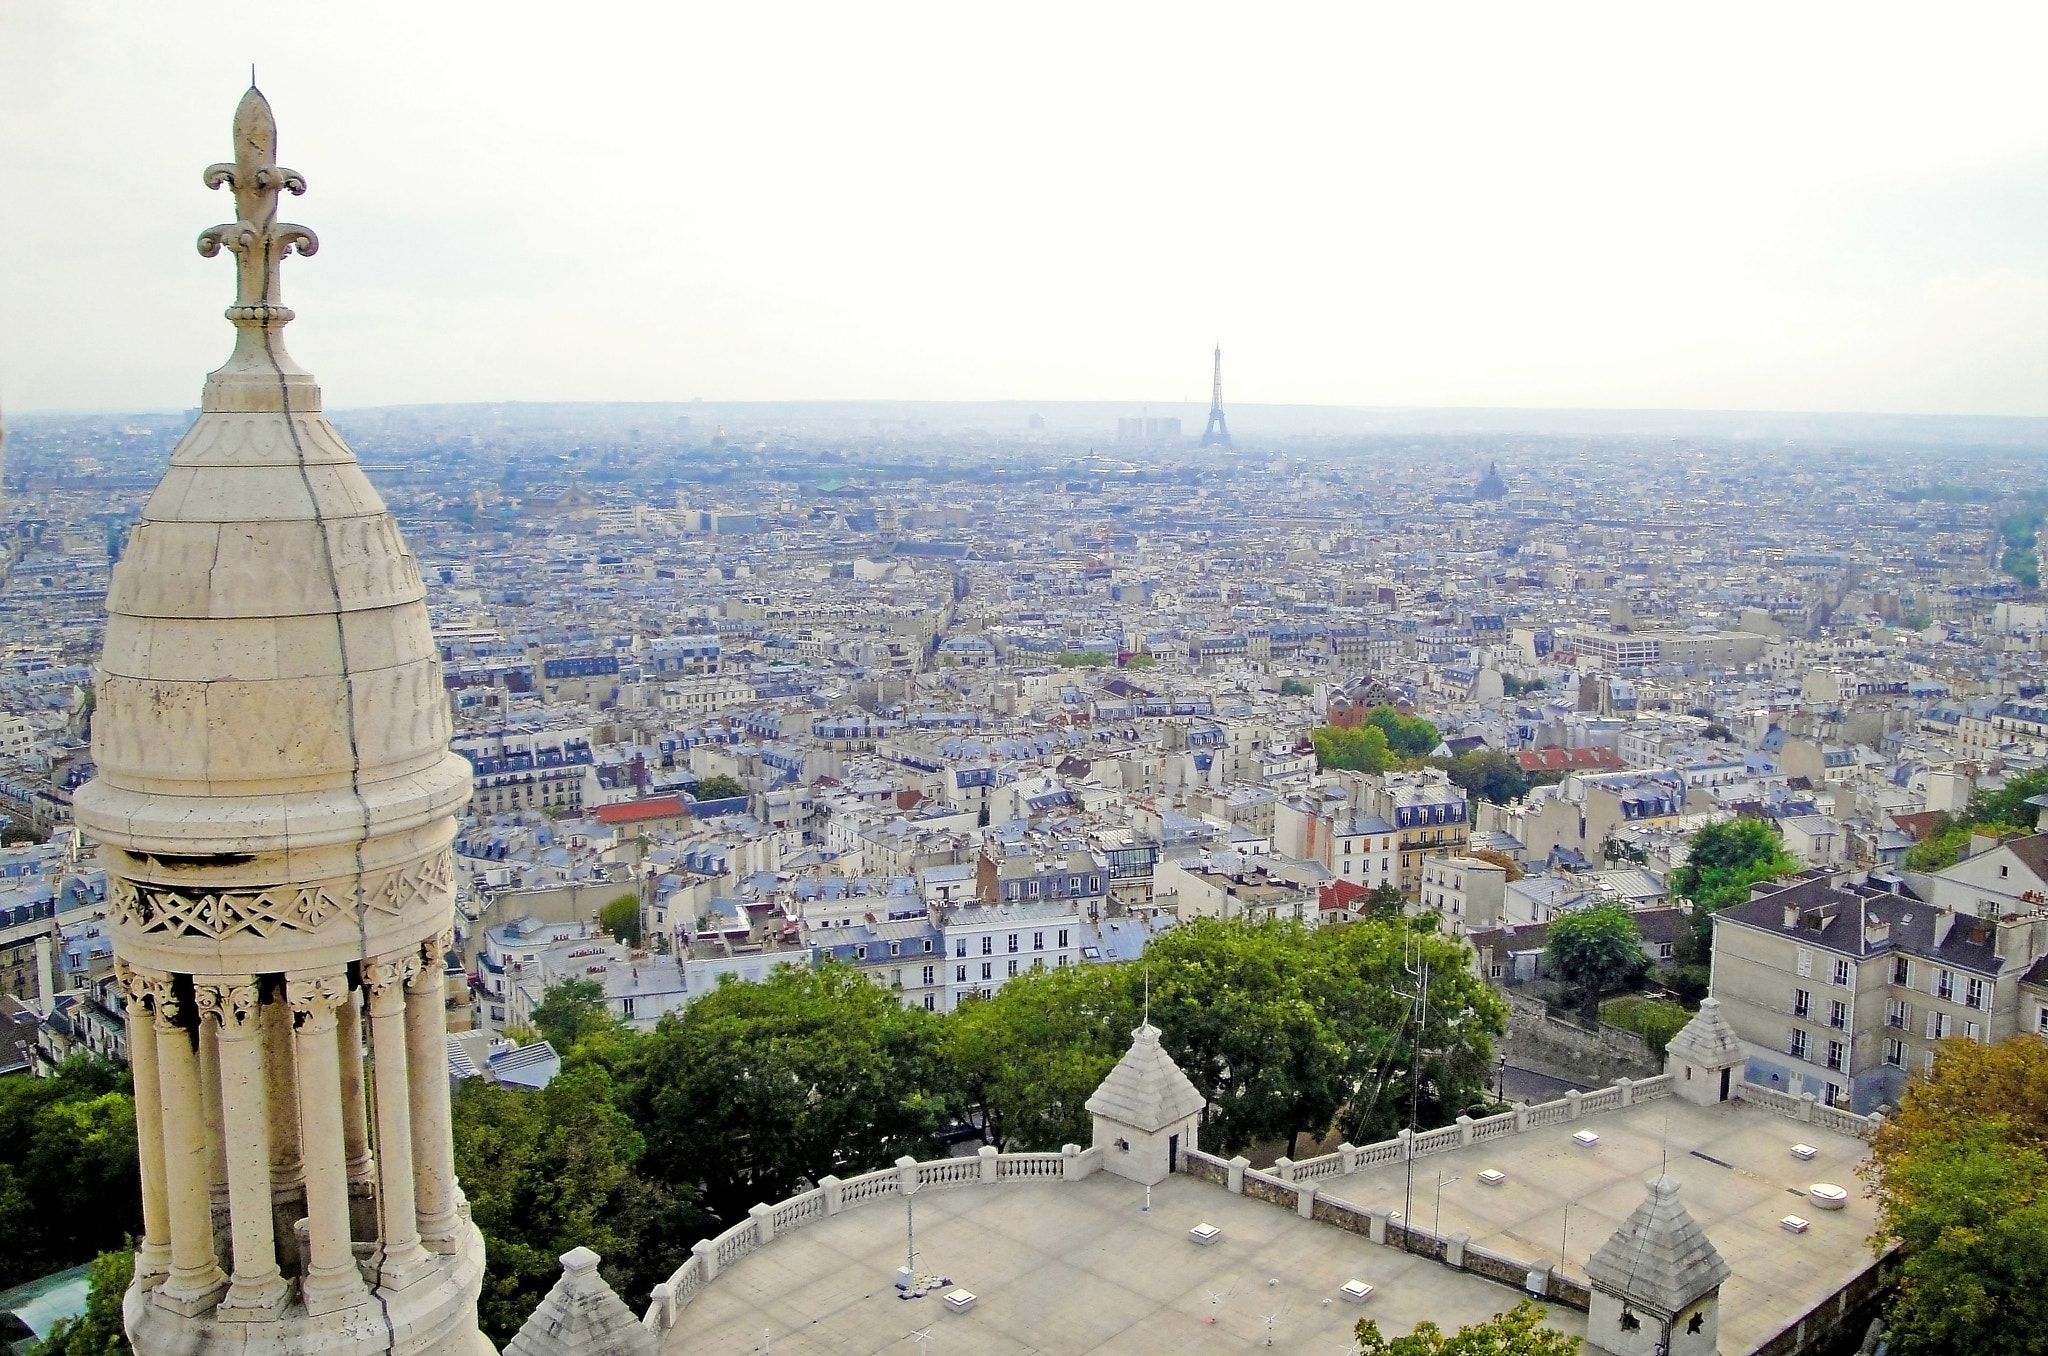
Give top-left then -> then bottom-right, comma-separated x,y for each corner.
9,3 -> 2048,416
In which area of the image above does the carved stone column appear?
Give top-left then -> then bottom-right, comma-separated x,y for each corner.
261,992 -> 303,1201
406,930 -> 461,1252
154,980 -> 228,1316
118,963 -> 173,1283
337,987 -> 374,1186
364,951 -> 433,1290
197,1016 -> 228,1216
197,978 -> 288,1318
286,972 -> 367,1316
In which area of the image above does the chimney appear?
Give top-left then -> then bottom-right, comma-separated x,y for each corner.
1782,901 -> 1800,930
34,934 -> 55,1011
1864,911 -> 1890,947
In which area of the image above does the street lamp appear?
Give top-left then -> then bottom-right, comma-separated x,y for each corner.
1496,1052 -> 1508,1105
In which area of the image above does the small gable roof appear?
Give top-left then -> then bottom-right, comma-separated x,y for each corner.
1586,1175 -> 1730,1316
1085,1023 -> 1206,1134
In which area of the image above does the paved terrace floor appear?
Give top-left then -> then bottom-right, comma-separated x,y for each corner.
1319,1097 -> 1877,1356
662,1169 -> 1589,1356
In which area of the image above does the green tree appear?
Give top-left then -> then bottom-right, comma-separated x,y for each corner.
1668,818 -> 1797,958
598,892 -> 642,948
29,1249 -> 132,1356
947,963 -> 1136,1151
1356,1299 -> 1579,1356
1864,1039 -> 2048,1356
1279,677 -> 1314,697
623,963 -> 958,1226
1365,705 -> 1441,759
1313,724 -> 1393,773
1972,767 -> 2048,832
1544,903 -> 1645,1001
1600,996 -> 1691,1058
1317,920 -> 1507,1144
691,774 -> 745,801
0,1057 -> 141,1287
528,977 -> 626,1062
1358,884 -> 1409,919
453,1062 -> 696,1344
1431,750 -> 1531,805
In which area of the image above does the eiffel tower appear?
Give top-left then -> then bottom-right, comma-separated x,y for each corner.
1200,344 -> 1233,448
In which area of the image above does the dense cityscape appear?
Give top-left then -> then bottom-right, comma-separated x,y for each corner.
5,19 -> 2048,1356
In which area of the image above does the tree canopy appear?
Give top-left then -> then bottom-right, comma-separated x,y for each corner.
598,892 -> 642,948
1865,1038 -> 2048,1356
690,774 -> 745,801
1544,903 -> 1645,1000
0,1057 -> 141,1288
1431,749 -> 1532,805
453,1062 -> 697,1343
1668,818 -> 1797,957
28,1250 -> 131,1356
623,964 -> 958,1226
1356,1299 -> 1580,1356
1365,706 -> 1442,759
1313,724 -> 1393,773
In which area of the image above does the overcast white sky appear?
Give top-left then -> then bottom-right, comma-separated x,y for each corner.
8,3 -> 2048,414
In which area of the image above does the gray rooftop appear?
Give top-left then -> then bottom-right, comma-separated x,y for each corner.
661,1171 -> 1587,1356
1084,1023 -> 1207,1134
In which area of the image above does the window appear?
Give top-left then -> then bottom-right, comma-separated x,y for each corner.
855,945 -> 867,960
980,962 -> 992,980
1965,977 -> 1986,1009
1923,1049 -> 1937,1074
1790,1029 -> 1810,1060
1825,1041 -> 1845,1072
1792,989 -> 1811,1018
956,939 -> 966,958
1796,947 -> 1813,978
1089,875 -> 1100,892
922,965 -> 934,986
1829,1000 -> 1847,1030
956,965 -> 967,982
620,997 -> 635,1020
2039,1006 -> 2048,1036
1935,969 -> 1954,1001
1057,955 -> 1068,967
981,936 -> 993,955
923,995 -> 935,1010
1886,999 -> 1909,1029
923,939 -> 933,953
1007,934 -> 1019,953
1007,959 -> 1019,977
889,942 -> 900,957
1033,931 -> 1044,951
1925,1011 -> 1950,1040
1891,956 -> 1910,986
1832,958 -> 1851,987
1657,942 -> 1675,960
1884,1038 -> 1905,1067
1964,1019 -> 1981,1042
1058,928 -> 1069,947
1824,1081 -> 1843,1108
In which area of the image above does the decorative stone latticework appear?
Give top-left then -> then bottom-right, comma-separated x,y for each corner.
74,86 -> 490,1356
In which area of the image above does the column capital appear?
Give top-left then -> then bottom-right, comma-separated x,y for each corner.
363,951 -> 420,1015
407,928 -> 455,991
285,971 -> 349,1031
118,959 -> 179,1027
193,976 -> 262,1037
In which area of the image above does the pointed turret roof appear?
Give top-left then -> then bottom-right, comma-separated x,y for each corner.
1585,1176 -> 1730,1317
504,1248 -> 657,1356
1085,1023 -> 1206,1133
1665,997 -> 1745,1070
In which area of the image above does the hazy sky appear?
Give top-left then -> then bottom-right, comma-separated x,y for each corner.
9,3 -> 2048,415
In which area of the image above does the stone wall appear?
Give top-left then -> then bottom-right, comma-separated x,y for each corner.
1502,989 -> 1659,1083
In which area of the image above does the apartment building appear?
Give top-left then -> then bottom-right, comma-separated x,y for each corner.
1419,855 -> 1509,931
1710,843 -> 2048,1113
1349,768 -> 1471,893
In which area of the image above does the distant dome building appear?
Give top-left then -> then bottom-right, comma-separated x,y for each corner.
1476,461 -> 1507,500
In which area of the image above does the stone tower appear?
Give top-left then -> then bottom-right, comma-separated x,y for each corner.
1085,1022 -> 1205,1186
1664,997 -> 1746,1106
1584,1175 -> 1730,1356
73,88 -> 489,1356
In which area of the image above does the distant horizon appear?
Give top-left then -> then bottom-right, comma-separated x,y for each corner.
14,398 -> 2048,449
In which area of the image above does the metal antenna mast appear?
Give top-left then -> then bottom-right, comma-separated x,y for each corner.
1200,345 -> 1233,449
1394,931 -> 1430,1249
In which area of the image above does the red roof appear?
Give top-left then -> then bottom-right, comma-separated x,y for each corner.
593,796 -> 688,826
1320,879 -> 1370,913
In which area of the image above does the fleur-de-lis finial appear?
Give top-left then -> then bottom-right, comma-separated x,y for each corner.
197,85 -> 318,326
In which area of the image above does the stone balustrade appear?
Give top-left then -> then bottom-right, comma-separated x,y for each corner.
641,1144 -> 1104,1333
